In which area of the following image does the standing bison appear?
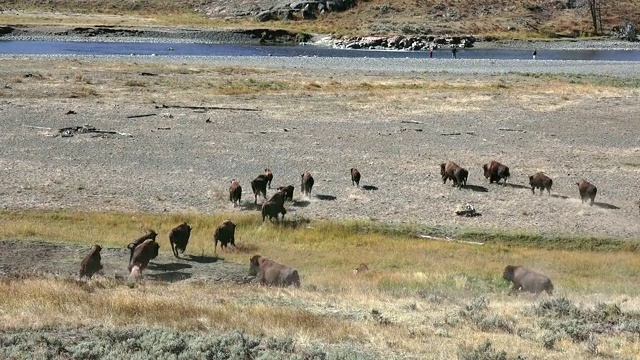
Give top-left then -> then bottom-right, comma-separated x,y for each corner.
251,175 -> 268,204
276,185 -> 295,201
440,161 -> 468,189
483,160 -> 510,185
264,168 -> 274,189
503,265 -> 554,296
229,179 -> 242,207
127,230 -> 158,262
262,200 -> 287,222
301,171 -> 314,196
169,222 -> 191,258
529,173 -> 553,195
128,238 -> 160,274
351,168 -> 361,187
576,180 -> 597,206
79,244 -> 103,279
214,219 -> 236,254
249,255 -> 300,287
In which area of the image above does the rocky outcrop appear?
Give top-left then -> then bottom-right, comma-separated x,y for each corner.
317,34 -> 476,51
254,0 -> 357,22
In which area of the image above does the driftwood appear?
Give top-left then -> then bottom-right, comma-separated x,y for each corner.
401,120 -> 423,124
155,104 -> 261,112
441,132 -> 462,136
416,234 -> 484,245
139,72 -> 158,76
498,128 -> 527,133
57,125 -> 132,137
127,113 -> 157,119
22,125 -> 53,130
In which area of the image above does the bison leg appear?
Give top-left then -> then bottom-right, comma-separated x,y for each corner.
170,242 -> 178,258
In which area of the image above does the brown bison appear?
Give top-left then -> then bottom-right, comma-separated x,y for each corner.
250,175 -> 268,204
229,179 -> 242,207
127,230 -> 158,262
264,168 -> 274,189
262,200 -> 287,222
483,160 -> 510,185
503,265 -> 554,296
213,219 -> 236,254
440,161 -> 468,189
301,171 -> 314,196
128,238 -> 160,274
276,185 -> 295,201
79,244 -> 103,279
169,222 -> 191,258
576,180 -> 597,206
529,173 -> 553,195
351,168 -> 361,187
249,255 -> 300,287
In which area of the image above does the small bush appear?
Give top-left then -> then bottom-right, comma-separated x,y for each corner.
457,340 -> 508,360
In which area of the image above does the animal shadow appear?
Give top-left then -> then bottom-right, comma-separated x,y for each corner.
361,185 -> 379,191
315,194 -> 337,201
593,202 -> 620,210
185,255 -> 220,264
240,202 -> 262,211
505,183 -> 531,190
550,194 -> 569,200
147,262 -> 192,271
463,184 -> 489,193
292,200 -> 311,207
147,271 -> 192,282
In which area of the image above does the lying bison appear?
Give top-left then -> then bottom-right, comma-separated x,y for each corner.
576,179 -> 597,206
351,168 -> 361,187
229,179 -> 242,207
249,255 -> 300,287
214,219 -> 236,254
79,244 -> 103,279
127,230 -> 158,262
276,185 -> 295,201
128,238 -> 160,274
264,168 -> 274,189
529,173 -> 553,195
262,200 -> 287,222
503,265 -> 554,296
251,175 -> 268,204
440,161 -> 468,189
483,160 -> 510,185
301,171 -> 314,196
169,222 -> 191,258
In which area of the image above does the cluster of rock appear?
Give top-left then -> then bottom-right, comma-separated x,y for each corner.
317,35 -> 476,51
255,0 -> 356,22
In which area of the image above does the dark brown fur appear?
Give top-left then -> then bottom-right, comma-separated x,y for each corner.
213,219 -> 236,254
169,222 -> 191,258
351,168 -> 361,187
128,239 -> 160,273
229,179 -> 242,207
79,244 -> 103,279
262,200 -> 287,222
301,171 -> 314,196
251,175 -> 268,204
249,255 -> 300,287
354,263 -> 369,274
264,168 -> 274,189
127,230 -> 158,262
276,185 -> 295,201
529,173 -> 553,195
440,161 -> 468,189
483,160 -> 510,185
503,265 -> 554,295
576,179 -> 597,205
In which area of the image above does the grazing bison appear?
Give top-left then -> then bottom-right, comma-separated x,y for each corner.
229,179 -> 242,207
128,238 -> 160,274
529,173 -> 553,195
262,200 -> 287,222
213,219 -> 236,254
576,180 -> 597,206
351,168 -> 361,187
79,244 -> 103,279
169,222 -> 191,258
440,161 -> 468,189
301,171 -> 314,196
127,230 -> 158,262
250,175 -> 268,204
483,160 -> 510,185
503,265 -> 554,296
276,185 -> 295,201
264,168 -> 274,189
249,255 -> 300,287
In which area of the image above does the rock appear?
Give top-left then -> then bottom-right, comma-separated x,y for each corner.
455,203 -> 481,217
255,10 -> 275,22
613,22 -> 638,42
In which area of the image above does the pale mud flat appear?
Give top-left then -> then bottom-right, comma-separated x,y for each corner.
1,55 -> 640,240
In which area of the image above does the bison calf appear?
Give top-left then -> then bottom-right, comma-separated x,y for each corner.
128,239 -> 160,274
169,222 -> 191,258
503,265 -> 553,296
351,168 -> 361,187
249,255 -> 300,287
529,173 -> 553,195
251,175 -> 268,204
127,230 -> 158,263
483,160 -> 510,185
229,179 -> 242,207
79,244 -> 103,279
301,171 -> 314,196
214,219 -> 236,254
262,200 -> 287,222
440,161 -> 468,189
576,180 -> 597,206
276,185 -> 295,201
264,168 -> 274,189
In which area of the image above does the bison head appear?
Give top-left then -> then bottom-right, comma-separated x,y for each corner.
482,164 -> 489,178
249,255 -> 262,276
502,265 -> 516,281
440,163 -> 446,176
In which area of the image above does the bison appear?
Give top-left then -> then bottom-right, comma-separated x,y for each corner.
483,160 -> 510,185
79,244 -> 103,279
529,173 -> 553,195
262,200 -> 287,222
127,230 -> 158,262
250,175 -> 268,204
576,180 -> 597,206
264,168 -> 274,189
351,168 -> 361,187
229,179 -> 242,207
276,185 -> 295,201
128,238 -> 160,274
249,255 -> 300,287
354,263 -> 369,275
301,171 -> 314,196
169,222 -> 191,258
440,161 -> 468,189
213,219 -> 236,254
503,265 -> 554,296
